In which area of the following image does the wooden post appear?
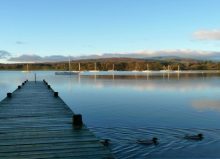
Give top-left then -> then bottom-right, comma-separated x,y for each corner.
54,92 -> 58,97
48,85 -> 51,89
73,114 -> 83,128
43,80 -> 48,85
34,73 -> 36,83
18,86 -> 21,89
7,93 -> 12,98
22,82 -> 25,86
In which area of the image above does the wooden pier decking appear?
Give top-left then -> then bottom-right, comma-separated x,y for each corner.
0,81 -> 114,159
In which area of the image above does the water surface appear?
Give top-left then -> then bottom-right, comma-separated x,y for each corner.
0,71 -> 220,158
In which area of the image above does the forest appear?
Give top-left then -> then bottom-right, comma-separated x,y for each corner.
0,58 -> 220,71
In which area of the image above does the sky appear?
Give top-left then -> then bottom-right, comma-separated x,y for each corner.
0,0 -> 220,62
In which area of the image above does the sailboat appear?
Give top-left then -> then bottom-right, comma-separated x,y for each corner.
142,64 -> 151,73
132,63 -> 139,72
22,64 -> 30,73
55,58 -> 79,75
79,63 -> 81,72
89,63 -> 99,72
72,63 -> 82,73
108,64 -> 115,72
160,65 -> 170,73
175,65 -> 181,73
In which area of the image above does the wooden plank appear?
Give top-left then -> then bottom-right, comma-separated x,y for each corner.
0,81 -> 114,159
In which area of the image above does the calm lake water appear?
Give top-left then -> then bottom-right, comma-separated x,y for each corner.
1,71 -> 220,158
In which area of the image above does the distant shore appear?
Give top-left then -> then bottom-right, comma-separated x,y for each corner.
1,57 -> 220,71
1,70 -> 220,74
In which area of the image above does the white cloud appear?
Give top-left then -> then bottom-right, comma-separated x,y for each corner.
16,41 -> 25,45
103,49 -> 218,59
193,29 -> 220,40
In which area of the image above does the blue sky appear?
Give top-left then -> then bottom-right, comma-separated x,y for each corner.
0,0 -> 220,61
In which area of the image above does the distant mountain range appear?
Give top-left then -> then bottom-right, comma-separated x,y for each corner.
76,52 -> 220,61
7,50 -> 220,63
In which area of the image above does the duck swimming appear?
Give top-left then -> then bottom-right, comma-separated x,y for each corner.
184,133 -> 203,140
100,139 -> 110,146
137,137 -> 159,145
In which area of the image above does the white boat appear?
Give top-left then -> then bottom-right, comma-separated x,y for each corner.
71,63 -> 82,73
159,70 -> 169,73
160,65 -> 171,73
174,65 -> 181,73
55,71 -> 79,75
89,63 -> 99,72
55,58 -> 79,75
132,70 -> 139,72
78,63 -> 81,73
22,64 -> 31,73
108,64 -> 115,72
132,63 -> 140,72
142,70 -> 152,73
142,64 -> 151,73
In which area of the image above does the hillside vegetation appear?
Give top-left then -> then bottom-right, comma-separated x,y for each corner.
1,58 -> 220,71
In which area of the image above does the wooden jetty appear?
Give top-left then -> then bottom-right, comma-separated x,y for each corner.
0,80 -> 114,159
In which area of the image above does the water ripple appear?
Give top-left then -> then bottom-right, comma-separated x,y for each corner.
89,126 -> 220,158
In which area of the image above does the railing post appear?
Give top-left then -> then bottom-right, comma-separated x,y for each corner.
73,114 -> 83,128
35,73 -> 36,83
43,80 -> 48,85
7,93 -> 12,98
54,92 -> 58,97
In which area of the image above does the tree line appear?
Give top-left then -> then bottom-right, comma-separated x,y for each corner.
0,58 -> 220,71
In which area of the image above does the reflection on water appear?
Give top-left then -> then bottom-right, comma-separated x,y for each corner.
192,99 -> 220,111
1,71 -> 220,158
91,126 -> 220,158
80,75 -> 218,91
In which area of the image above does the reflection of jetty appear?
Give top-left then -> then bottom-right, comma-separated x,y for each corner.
0,81 -> 113,158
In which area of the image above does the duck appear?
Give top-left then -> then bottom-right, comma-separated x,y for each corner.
100,139 -> 110,146
137,137 -> 159,145
184,133 -> 203,140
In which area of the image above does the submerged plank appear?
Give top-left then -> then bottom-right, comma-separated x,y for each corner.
0,81 -> 114,159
